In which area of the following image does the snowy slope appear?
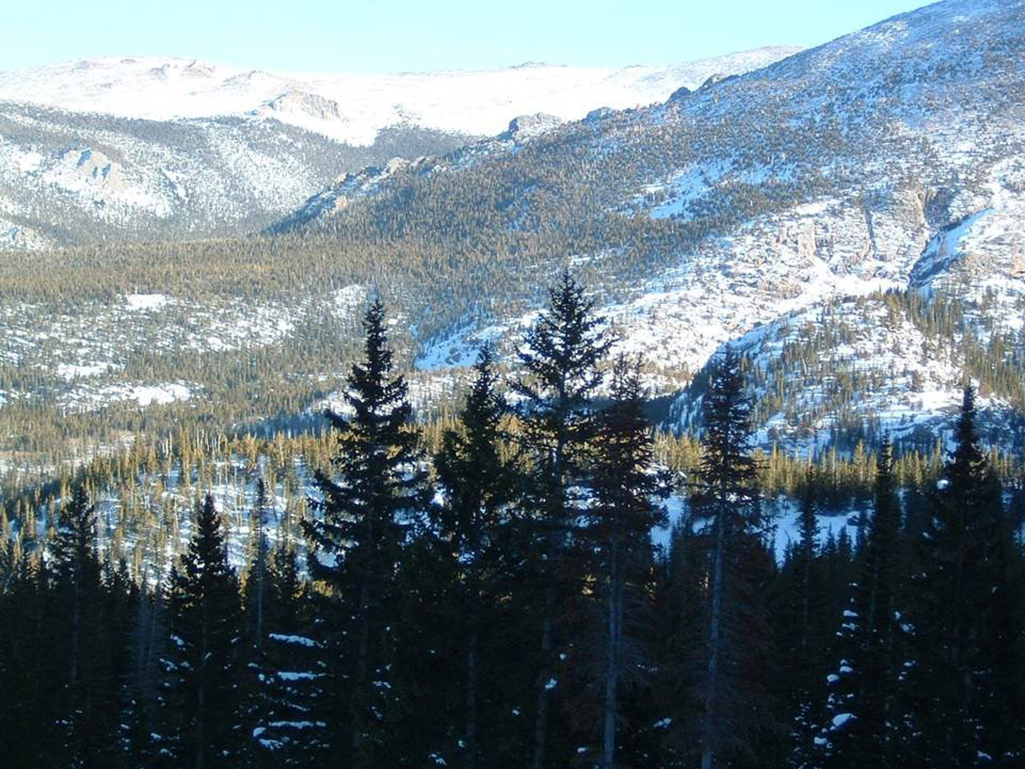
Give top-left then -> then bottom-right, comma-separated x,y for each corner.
0,47 -> 800,248
303,0 -> 1025,447
4,0 -> 1025,461
0,48 -> 801,146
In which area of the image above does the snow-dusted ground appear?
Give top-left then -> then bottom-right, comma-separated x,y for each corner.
0,291 -> 363,414
653,494 -> 860,561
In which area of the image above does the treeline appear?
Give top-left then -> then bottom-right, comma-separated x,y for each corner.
1,275 -> 1023,768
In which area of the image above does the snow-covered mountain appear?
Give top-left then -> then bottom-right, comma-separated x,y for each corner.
280,0 -> 1025,449
0,47 -> 800,249
3,0 -> 1025,467
0,48 -> 801,145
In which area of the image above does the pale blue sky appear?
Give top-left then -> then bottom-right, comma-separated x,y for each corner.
3,0 -> 932,73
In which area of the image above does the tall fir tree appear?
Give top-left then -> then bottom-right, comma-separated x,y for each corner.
162,494 -> 244,769
431,345 -> 520,769
0,548 -> 52,769
819,440 -> 906,768
250,541 -> 328,767
121,565 -> 168,769
243,477 -> 272,656
47,486 -> 121,768
905,387 -> 1023,767
574,358 -> 667,769
512,270 -> 611,769
774,469 -> 829,769
302,299 -> 429,769
687,346 -> 776,769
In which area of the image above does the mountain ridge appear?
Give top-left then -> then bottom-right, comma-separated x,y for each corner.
0,46 -> 802,250
2,0 -> 1025,470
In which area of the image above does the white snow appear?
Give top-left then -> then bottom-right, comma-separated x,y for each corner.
276,671 -> 320,681
62,382 -> 194,410
124,294 -> 170,312
128,384 -> 192,406
0,49 -> 801,145
57,362 -> 115,380
268,633 -> 319,648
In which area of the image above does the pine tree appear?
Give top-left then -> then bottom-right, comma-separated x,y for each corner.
578,358 -> 667,769
777,470 -> 829,769
302,299 -> 429,769
979,511 -> 1025,768
512,270 -> 611,769
244,477 -> 272,655
905,388 -> 1021,766
163,494 -> 244,769
250,541 -> 328,767
0,549 -> 52,769
688,346 -> 776,769
431,345 -> 519,769
657,514 -> 706,768
121,566 -> 168,769
819,440 -> 905,768
47,485 -> 121,768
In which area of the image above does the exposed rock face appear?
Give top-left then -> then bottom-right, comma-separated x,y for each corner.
0,49 -> 801,246
499,113 -> 562,142
697,73 -> 738,90
0,219 -> 50,250
265,90 -> 345,121
57,147 -> 124,192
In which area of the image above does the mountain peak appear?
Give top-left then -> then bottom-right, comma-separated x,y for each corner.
0,47 -> 800,145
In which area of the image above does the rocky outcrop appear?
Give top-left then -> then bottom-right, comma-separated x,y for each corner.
265,90 -> 345,121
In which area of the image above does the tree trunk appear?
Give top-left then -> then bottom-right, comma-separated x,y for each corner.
196,600 -> 208,769
701,505 -> 727,769
465,552 -> 481,769
465,621 -> 479,769
602,541 -> 621,769
352,584 -> 372,769
531,585 -> 554,769
70,565 -> 81,685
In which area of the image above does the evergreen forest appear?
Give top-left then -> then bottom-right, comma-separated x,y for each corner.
0,274 -> 1022,769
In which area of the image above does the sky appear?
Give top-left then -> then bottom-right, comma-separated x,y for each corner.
1,0 -> 933,73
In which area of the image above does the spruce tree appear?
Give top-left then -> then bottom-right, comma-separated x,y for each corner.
905,388 -> 1021,767
302,299 -> 429,769
48,486 -> 120,768
0,549 -> 51,769
688,346 -> 776,769
243,477 -> 272,655
777,470 -> 829,769
512,270 -> 611,769
819,440 -> 905,768
163,494 -> 244,769
121,566 -> 168,769
432,345 -> 519,769
578,358 -> 667,769
250,541 -> 328,767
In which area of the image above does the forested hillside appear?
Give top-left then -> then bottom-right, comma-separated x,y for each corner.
3,0 -> 1025,488
1,281 -> 1021,768
2,1 -> 1025,764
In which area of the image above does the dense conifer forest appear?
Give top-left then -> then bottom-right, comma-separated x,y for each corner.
1,274 -> 1022,768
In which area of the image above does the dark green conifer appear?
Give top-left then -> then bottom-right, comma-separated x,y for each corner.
512,270 -> 611,769
688,346 -> 776,769
431,345 -> 519,769
820,440 -> 905,768
905,388 -> 1021,767
163,494 -> 244,769
578,358 -> 667,769
302,299 -> 429,769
